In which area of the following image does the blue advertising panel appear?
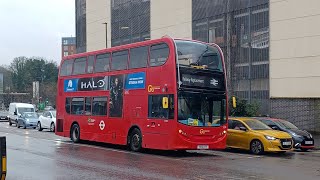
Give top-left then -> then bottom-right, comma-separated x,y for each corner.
125,72 -> 146,90
64,79 -> 78,92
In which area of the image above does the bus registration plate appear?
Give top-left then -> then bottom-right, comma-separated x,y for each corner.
197,145 -> 209,150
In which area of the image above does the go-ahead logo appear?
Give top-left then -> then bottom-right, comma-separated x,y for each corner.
200,129 -> 210,134
147,85 -> 160,92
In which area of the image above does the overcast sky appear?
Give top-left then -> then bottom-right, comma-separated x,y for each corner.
0,0 -> 75,66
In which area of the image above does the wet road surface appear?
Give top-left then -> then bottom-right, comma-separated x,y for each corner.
1,122 -> 320,180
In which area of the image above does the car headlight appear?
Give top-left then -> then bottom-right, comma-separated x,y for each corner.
291,133 -> 302,138
265,135 -> 276,140
26,119 -> 29,122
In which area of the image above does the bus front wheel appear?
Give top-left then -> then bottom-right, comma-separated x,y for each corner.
71,124 -> 80,143
130,128 -> 142,152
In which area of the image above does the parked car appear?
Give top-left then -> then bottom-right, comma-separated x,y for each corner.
0,111 -> 9,122
17,112 -> 39,129
44,106 -> 54,111
255,117 -> 314,151
8,103 -> 36,126
227,117 -> 293,155
38,110 -> 56,132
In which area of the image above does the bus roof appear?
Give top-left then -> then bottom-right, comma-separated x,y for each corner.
62,36 -> 175,61
61,37 -> 216,62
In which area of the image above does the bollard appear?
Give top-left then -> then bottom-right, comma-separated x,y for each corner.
0,137 -> 6,180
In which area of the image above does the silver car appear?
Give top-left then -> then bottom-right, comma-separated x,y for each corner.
17,112 -> 39,129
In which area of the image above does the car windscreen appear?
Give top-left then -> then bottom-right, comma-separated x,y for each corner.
245,120 -> 272,130
277,120 -> 298,130
52,111 -> 56,118
24,113 -> 38,118
18,108 -> 34,114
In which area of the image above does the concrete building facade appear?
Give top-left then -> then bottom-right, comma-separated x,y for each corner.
75,0 -> 320,132
269,0 -> 320,132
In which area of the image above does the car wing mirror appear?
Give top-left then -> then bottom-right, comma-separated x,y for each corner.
271,126 -> 278,130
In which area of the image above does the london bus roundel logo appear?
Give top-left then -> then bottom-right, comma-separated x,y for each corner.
99,120 -> 105,130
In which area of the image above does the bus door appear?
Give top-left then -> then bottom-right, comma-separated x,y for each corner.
144,95 -> 175,149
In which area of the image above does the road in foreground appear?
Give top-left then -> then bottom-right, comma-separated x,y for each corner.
1,122 -> 320,180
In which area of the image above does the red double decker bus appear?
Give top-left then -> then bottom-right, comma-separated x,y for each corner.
55,37 -> 228,151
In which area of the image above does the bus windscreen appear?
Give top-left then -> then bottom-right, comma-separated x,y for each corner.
175,40 -> 223,72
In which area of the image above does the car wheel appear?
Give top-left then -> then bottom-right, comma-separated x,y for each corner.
23,122 -> 26,129
17,122 -> 20,128
250,140 -> 264,155
50,122 -> 55,132
130,128 -> 142,152
71,124 -> 80,143
9,119 -> 12,126
37,122 -> 43,131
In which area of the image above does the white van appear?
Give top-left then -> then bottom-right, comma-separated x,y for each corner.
8,103 -> 35,126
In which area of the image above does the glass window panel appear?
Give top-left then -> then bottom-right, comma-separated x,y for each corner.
95,53 -> 110,72
60,59 -> 74,76
71,97 -> 84,115
92,97 -> 108,116
148,95 -> 174,119
111,50 -> 128,70
149,43 -> 169,67
73,57 -> 87,75
129,46 -> 148,69
87,56 -> 95,73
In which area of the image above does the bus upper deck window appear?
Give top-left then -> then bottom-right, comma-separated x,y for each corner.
60,59 -> 74,76
95,53 -> 110,73
150,43 -> 169,67
73,57 -> 87,75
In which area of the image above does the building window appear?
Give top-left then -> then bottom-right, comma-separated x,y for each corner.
63,46 -> 69,51
111,0 -> 150,47
150,43 -> 169,67
63,52 -> 69,57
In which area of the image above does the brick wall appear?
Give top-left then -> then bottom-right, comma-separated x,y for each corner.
271,98 -> 320,133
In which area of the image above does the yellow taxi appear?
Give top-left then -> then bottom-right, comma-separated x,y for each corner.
227,117 -> 293,154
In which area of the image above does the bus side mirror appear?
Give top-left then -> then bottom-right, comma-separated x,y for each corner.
14,112 -> 17,115
162,97 -> 168,109
232,96 -> 237,108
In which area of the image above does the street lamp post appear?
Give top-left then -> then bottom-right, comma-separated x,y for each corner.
103,22 -> 108,48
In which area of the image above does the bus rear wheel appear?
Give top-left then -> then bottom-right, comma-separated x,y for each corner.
71,124 -> 80,143
130,128 -> 142,152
